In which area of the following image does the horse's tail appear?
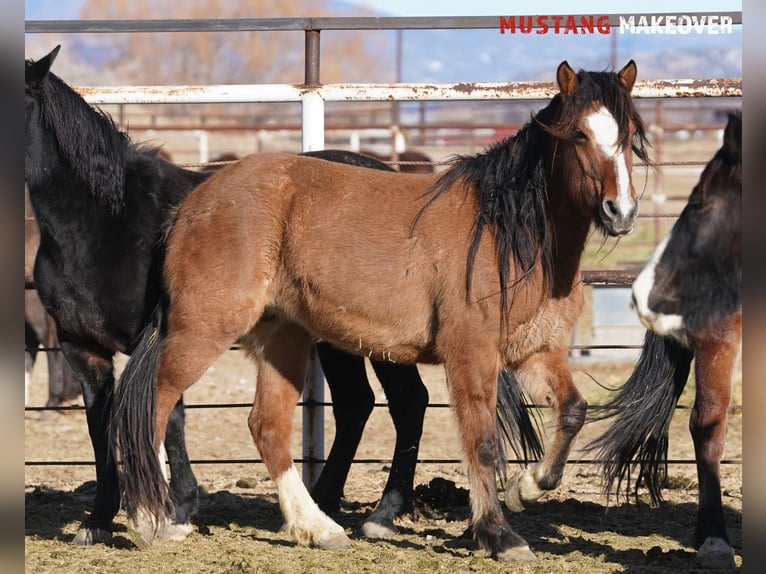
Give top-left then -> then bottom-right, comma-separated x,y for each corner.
585,330 -> 693,505
495,369 -> 545,486
110,304 -> 173,526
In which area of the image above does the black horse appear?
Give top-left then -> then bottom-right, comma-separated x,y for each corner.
26,45 -> 538,545
587,111 -> 742,569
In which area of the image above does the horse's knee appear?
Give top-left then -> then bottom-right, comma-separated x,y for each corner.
562,392 -> 588,433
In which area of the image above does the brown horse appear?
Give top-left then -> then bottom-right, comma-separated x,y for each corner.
587,111 -> 742,569
113,60 -> 648,561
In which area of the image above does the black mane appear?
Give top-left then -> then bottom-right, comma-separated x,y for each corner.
422,67 -> 649,321
26,63 -> 133,214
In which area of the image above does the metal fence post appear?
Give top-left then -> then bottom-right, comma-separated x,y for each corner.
301,28 -> 325,489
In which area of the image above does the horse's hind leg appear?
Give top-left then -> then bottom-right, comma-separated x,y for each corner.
134,314 -> 251,544
445,347 -> 535,561
247,324 -> 351,550
504,348 -> 587,511
311,342 -> 375,513
160,397 -> 199,540
691,314 -> 741,570
362,360 -> 428,539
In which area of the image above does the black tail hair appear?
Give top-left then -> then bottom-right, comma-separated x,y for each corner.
110,304 -> 173,525
495,369 -> 545,486
585,330 -> 693,504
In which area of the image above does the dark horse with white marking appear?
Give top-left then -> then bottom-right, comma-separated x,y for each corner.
26,45 -> 474,544
587,111 -> 742,569
113,60 -> 647,561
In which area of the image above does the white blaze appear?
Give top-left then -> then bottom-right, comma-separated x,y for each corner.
586,107 -> 634,216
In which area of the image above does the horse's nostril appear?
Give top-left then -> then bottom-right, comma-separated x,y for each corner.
602,199 -> 619,218
630,292 -> 637,311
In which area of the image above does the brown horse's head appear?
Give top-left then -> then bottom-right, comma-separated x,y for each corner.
543,60 -> 649,236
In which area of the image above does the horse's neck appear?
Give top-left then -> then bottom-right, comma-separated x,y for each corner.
547,188 -> 592,298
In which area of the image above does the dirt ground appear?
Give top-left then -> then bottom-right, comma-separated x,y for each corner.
25,350 -> 742,573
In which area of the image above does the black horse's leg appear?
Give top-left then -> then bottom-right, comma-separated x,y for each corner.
161,396 -> 199,539
310,342 -> 374,513
44,314 -> 81,407
362,360 -> 428,538
57,335 -> 120,545
24,319 -> 39,405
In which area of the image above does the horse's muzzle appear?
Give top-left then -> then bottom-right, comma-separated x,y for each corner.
600,199 -> 637,236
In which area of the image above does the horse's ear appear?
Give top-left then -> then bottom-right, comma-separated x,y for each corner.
617,60 -> 637,92
556,61 -> 578,100
722,111 -> 742,164
26,45 -> 61,87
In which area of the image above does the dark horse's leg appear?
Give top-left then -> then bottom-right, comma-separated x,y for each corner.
505,348 -> 587,511
310,343 -> 374,513
24,319 -> 39,406
690,313 -> 741,569
162,396 -> 199,537
59,334 -> 197,545
43,314 -> 81,407
311,343 -> 428,538
58,335 -> 121,545
362,359 -> 428,538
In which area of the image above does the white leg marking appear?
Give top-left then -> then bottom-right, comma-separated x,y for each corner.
275,465 -> 348,548
158,441 -> 169,483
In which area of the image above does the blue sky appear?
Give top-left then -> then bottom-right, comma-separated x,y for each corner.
26,0 -> 742,19
352,0 -> 741,17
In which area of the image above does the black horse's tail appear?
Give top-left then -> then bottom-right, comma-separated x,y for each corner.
110,304 -> 173,526
585,330 -> 694,505
495,369 -> 545,485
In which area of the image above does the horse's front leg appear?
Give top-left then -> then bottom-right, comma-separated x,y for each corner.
445,348 -> 536,561
690,313 -> 741,570
504,348 -> 587,511
248,325 -> 351,550
57,335 -> 120,546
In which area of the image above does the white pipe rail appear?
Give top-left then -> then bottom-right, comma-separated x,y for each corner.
75,79 -> 742,105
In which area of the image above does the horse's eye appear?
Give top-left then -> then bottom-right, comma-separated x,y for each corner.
573,129 -> 587,141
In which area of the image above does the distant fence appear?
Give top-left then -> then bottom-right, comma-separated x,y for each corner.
25,14 -> 742,484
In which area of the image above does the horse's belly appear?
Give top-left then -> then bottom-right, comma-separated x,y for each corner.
271,270 -> 437,363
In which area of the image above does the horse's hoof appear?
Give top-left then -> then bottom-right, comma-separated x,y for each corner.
503,470 -> 542,512
156,521 -> 194,541
698,537 -> 736,570
128,509 -> 162,548
497,544 -> 537,562
317,531 -> 352,550
72,527 -> 112,546
361,518 -> 397,539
